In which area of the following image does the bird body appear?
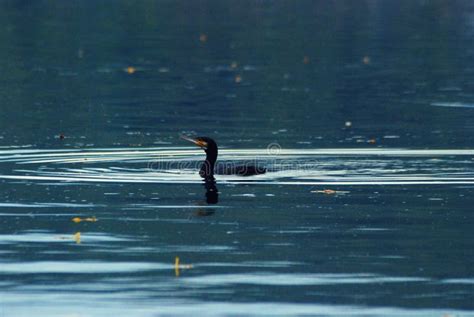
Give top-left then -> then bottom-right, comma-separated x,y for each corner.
214,164 -> 267,176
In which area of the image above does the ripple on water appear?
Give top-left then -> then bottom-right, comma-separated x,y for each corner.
182,273 -> 430,286
1,297 -> 469,317
1,147 -> 474,186
0,232 -> 136,244
0,202 -> 100,208
0,261 -> 169,274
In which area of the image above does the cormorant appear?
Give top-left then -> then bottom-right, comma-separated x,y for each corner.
181,136 -> 266,177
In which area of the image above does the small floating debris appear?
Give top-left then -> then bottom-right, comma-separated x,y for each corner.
56,232 -> 81,244
230,61 -> 238,69
345,121 -> 352,127
234,74 -> 242,83
73,232 -> 81,244
58,133 -> 65,140
367,139 -> 377,144
303,56 -> 310,64
362,56 -> 371,65
311,189 -> 349,195
174,256 -> 193,277
199,33 -> 208,43
72,216 -> 97,223
124,66 -> 136,74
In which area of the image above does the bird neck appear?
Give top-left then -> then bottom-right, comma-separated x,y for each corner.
200,148 -> 217,177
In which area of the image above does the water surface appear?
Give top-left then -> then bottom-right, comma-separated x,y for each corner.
1,1 -> 474,316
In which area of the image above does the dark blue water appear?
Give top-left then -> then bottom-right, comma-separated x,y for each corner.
1,1 -> 474,316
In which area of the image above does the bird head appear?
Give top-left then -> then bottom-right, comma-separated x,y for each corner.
181,135 -> 217,155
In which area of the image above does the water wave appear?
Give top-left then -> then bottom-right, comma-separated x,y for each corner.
0,147 -> 473,186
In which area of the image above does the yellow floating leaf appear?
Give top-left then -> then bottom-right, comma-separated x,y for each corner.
73,232 -> 81,244
175,256 -> 180,277
311,189 -> 349,195
174,256 -> 193,277
125,66 -> 136,74
72,216 -> 97,223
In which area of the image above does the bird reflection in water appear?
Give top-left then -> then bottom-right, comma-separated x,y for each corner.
182,135 -> 265,216
189,176 -> 218,217
203,175 -> 218,204
194,175 -> 218,217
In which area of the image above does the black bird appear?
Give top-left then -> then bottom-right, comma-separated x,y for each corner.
181,136 -> 266,177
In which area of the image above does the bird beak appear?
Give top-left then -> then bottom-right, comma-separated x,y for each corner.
180,135 -> 208,149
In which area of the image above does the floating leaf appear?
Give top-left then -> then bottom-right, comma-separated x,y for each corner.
73,232 -> 81,244
311,189 -> 349,195
125,66 -> 136,74
72,216 -> 97,223
174,256 -> 193,277
175,256 -> 180,277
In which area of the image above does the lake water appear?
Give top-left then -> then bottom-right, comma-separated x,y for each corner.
1,1 -> 474,316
